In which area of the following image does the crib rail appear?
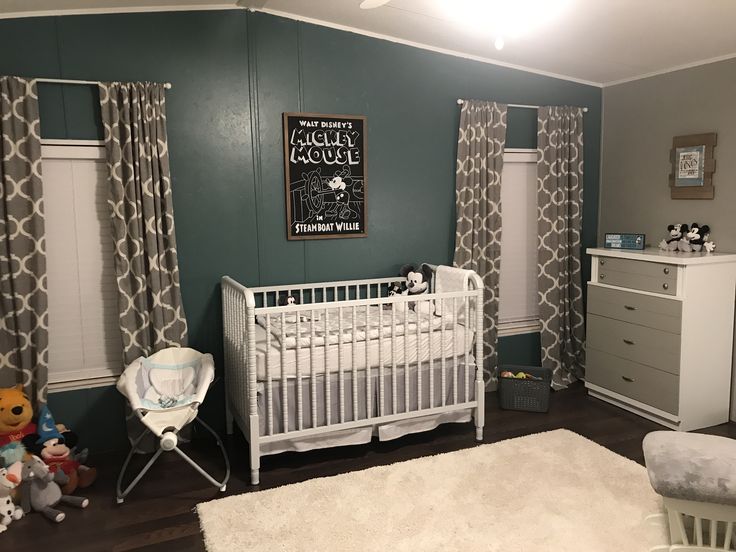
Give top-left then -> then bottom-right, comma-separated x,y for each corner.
222,272 -> 484,485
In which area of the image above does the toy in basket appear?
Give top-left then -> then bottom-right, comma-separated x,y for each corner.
498,365 -> 552,413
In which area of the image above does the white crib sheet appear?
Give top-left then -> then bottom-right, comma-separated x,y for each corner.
253,322 -> 474,381
256,305 -> 459,349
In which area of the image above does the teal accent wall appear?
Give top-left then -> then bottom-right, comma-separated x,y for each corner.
0,10 -> 601,452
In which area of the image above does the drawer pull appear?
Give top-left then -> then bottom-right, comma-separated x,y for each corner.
621,376 -> 635,383
622,339 -> 635,345
623,305 -> 637,311
663,267 -> 670,275
662,283 -> 669,290
600,259 -> 605,266
600,273 -> 606,280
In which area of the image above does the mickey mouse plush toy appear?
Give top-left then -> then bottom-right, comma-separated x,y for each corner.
658,223 -> 688,251
21,405 -> 97,495
399,264 -> 435,316
685,223 -> 715,252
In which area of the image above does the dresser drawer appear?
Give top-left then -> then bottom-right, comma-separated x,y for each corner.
587,285 -> 682,334
596,257 -> 677,295
586,349 -> 679,414
587,314 -> 680,375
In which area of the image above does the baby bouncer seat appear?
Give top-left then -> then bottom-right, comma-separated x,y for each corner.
115,347 -> 230,503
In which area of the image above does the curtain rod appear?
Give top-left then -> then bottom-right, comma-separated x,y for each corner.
456,99 -> 588,113
35,77 -> 172,90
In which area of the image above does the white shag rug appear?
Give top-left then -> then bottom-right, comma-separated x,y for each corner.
197,429 -> 667,551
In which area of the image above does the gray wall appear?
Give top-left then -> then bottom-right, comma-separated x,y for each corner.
600,57 -> 736,421
600,58 -> 736,249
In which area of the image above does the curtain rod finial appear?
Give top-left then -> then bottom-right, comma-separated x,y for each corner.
164,83 -> 172,90
457,99 -> 464,105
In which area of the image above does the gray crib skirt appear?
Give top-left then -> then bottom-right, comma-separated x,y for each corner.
256,358 -> 476,455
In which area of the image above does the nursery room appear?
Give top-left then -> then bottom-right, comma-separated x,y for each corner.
1,0 -> 736,550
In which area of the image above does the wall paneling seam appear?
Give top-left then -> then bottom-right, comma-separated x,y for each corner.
246,11 -> 263,286
52,17 -> 69,139
296,21 -> 307,282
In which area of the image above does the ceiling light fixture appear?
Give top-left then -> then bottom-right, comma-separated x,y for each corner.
360,0 -> 391,9
440,0 -> 570,42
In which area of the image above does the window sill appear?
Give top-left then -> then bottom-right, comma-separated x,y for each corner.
49,375 -> 119,393
497,319 -> 541,337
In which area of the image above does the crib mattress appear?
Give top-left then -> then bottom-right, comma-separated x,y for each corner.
253,323 -> 474,381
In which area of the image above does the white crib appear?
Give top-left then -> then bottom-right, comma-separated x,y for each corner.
221,270 -> 485,485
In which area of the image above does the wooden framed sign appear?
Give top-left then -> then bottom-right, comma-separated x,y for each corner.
669,132 -> 717,199
283,112 -> 367,240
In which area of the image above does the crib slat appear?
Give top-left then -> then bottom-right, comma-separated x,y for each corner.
404,300 -> 410,413
452,297 -> 458,405
296,314 -> 303,431
710,519 -> 717,548
281,315 -> 288,433
441,295 -> 447,407
429,296 -> 434,409
379,303 -> 385,416
339,306 -> 345,424
266,315 -> 273,436
694,516 -> 703,546
392,303 -> 397,415
365,303 -> 370,421
464,296 -> 470,403
325,307 -> 331,426
416,297 -> 422,410
310,309 -> 317,429
352,305 -> 358,421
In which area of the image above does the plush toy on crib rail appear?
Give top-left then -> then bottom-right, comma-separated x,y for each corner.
399,264 -> 435,316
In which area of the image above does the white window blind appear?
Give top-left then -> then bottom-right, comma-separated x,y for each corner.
498,150 -> 540,333
42,144 -> 123,386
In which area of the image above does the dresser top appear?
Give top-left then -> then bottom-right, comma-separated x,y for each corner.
587,247 -> 736,265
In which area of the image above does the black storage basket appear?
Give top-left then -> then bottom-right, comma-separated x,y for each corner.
498,365 -> 552,413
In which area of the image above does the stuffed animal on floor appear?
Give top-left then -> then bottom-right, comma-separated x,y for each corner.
21,406 -> 97,495
399,264 -> 435,316
658,223 -> 688,251
0,463 -> 24,533
0,385 -> 36,452
20,455 -> 89,523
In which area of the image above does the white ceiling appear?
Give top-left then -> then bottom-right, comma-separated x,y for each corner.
3,0 -> 736,86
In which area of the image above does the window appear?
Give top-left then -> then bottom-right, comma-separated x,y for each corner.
498,150 -> 540,336
42,142 -> 122,389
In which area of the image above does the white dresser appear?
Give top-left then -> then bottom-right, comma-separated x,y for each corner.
586,247 -> 736,431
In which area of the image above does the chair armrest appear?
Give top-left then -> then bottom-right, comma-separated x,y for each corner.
192,353 -> 215,405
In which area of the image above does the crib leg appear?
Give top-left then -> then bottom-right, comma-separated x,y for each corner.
474,379 -> 485,442
249,414 -> 260,486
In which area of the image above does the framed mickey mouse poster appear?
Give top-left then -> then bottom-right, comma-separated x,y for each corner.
283,112 -> 367,240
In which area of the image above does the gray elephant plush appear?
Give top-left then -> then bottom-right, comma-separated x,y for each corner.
20,455 -> 89,523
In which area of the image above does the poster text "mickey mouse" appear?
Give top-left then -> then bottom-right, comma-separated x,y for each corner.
289,119 -> 361,166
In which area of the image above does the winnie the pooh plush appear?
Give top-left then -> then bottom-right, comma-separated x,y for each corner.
0,385 -> 36,449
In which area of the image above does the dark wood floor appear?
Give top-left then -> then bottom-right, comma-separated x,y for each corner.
5,383 -> 736,551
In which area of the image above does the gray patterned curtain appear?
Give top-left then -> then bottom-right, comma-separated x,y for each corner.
537,106 -> 586,389
98,82 -> 188,366
453,100 -> 507,389
0,76 -> 48,406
